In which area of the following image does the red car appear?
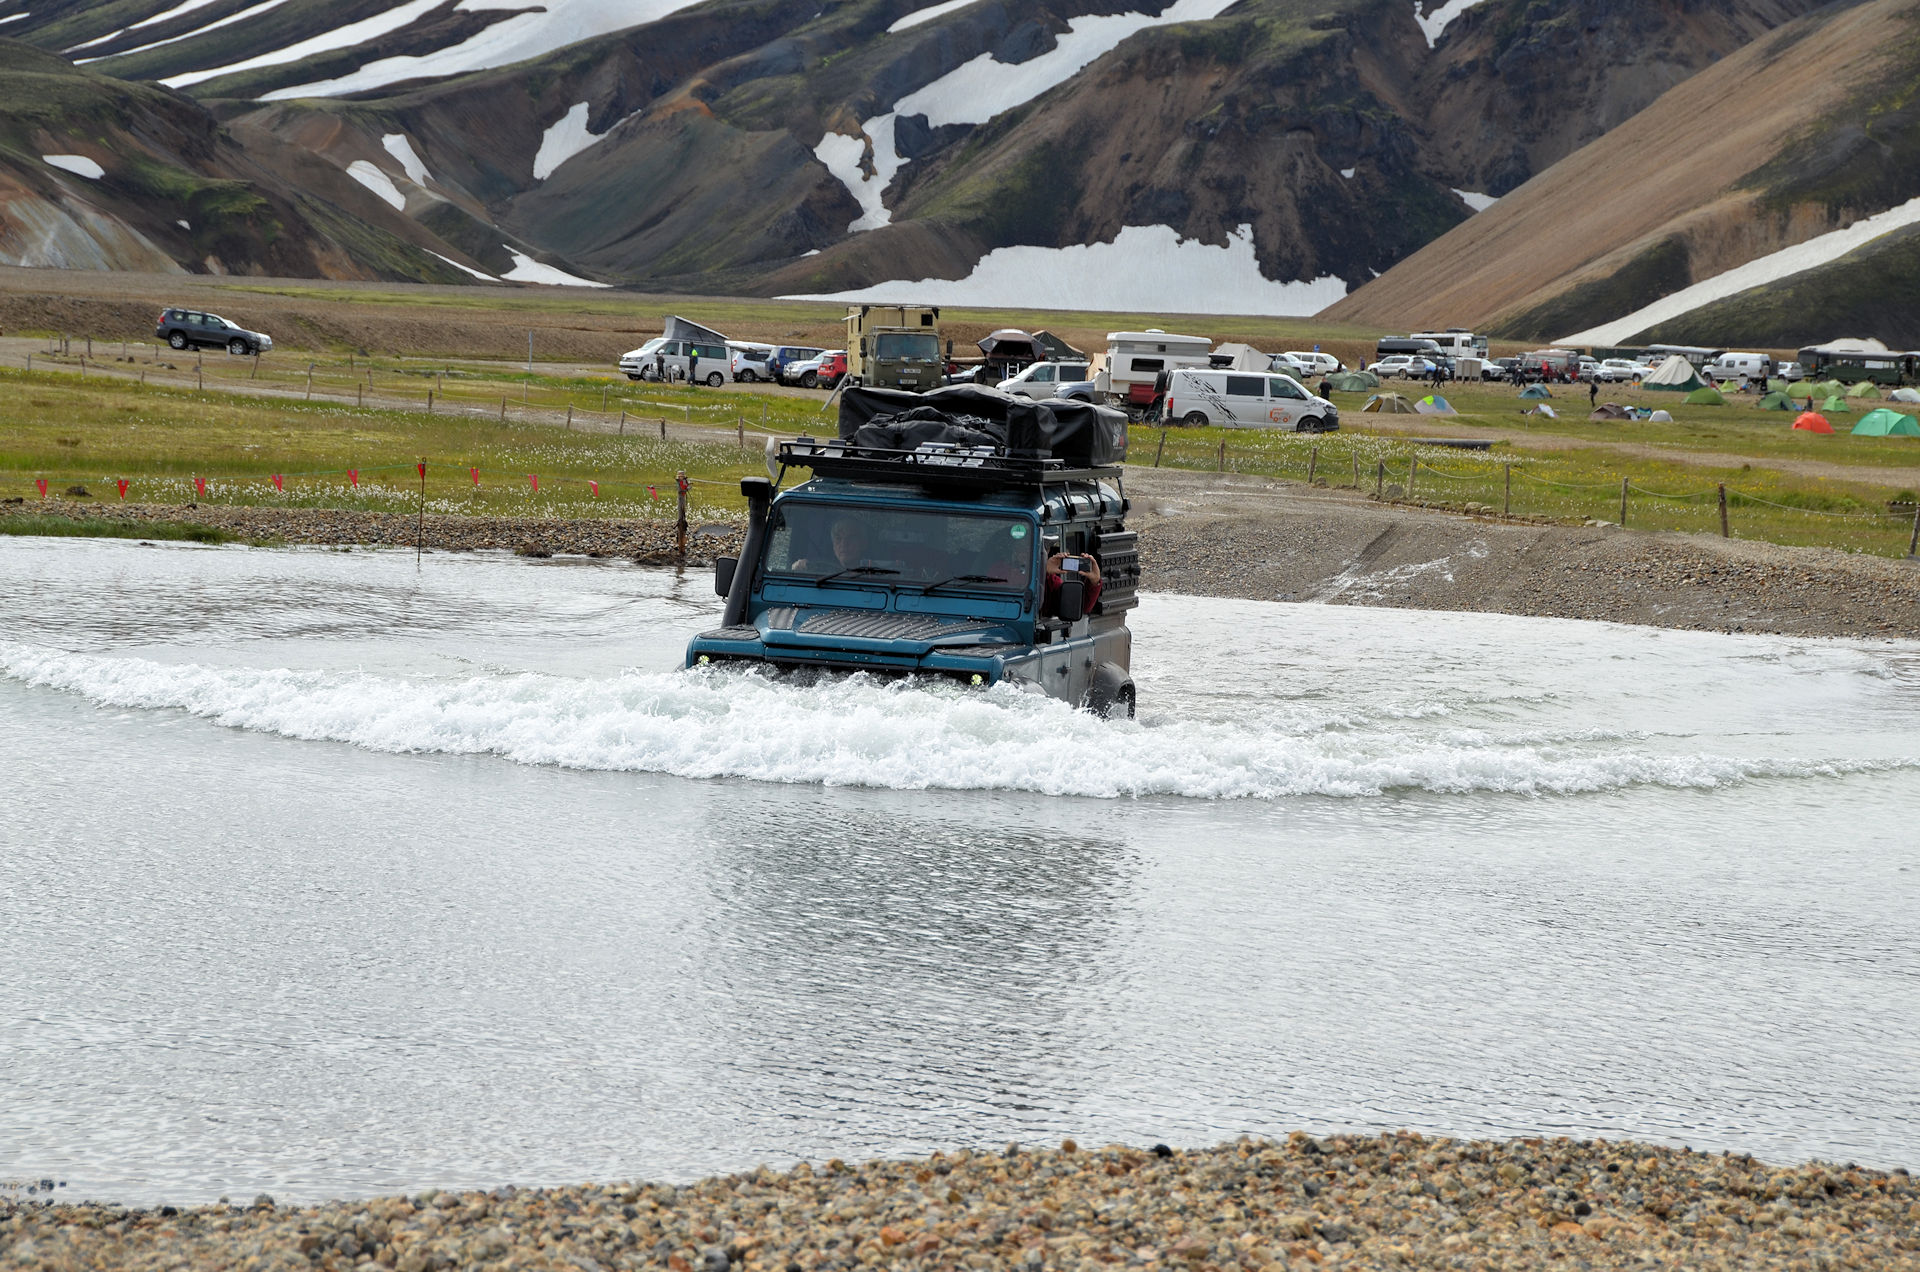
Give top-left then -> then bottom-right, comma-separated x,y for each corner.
815,350 -> 847,387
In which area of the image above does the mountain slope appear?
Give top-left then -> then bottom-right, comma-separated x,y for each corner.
1321,0 -> 1920,343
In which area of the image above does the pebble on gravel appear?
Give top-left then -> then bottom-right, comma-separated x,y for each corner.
3,1135 -> 1915,1272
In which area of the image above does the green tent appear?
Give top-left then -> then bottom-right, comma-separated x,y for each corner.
1326,370 -> 1379,392
1517,383 -> 1554,399
1787,379 -> 1815,397
1819,394 -> 1853,414
1813,379 -> 1847,399
1851,409 -> 1920,436
1758,391 -> 1795,410
1766,378 -> 1791,394
1685,386 -> 1727,405
1846,381 -> 1881,399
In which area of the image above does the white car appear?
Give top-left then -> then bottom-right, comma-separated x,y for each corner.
1595,359 -> 1641,382
1285,351 -> 1342,376
1367,355 -> 1435,378
997,360 -> 1092,400
728,343 -> 774,382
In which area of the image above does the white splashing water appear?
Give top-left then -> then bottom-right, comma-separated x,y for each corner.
0,642 -> 1896,800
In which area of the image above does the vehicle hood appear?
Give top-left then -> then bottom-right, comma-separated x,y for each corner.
757,605 -> 1023,656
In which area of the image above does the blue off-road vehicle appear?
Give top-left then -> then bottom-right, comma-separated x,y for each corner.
687,385 -> 1139,716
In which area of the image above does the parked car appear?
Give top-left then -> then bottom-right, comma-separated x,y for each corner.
1284,351 -> 1342,376
1776,361 -> 1807,381
1366,355 -> 1435,378
1595,359 -> 1642,382
783,350 -> 847,388
619,337 -> 733,385
997,360 -> 1092,400
728,343 -> 774,382
766,345 -> 824,383
1577,356 -> 1601,379
1163,367 -> 1338,431
155,308 -> 272,355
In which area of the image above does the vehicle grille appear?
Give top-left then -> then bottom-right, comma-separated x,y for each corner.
791,609 -> 981,641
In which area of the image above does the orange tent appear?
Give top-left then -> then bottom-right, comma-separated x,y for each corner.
1793,412 -> 1833,434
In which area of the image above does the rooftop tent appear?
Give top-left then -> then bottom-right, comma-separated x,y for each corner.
1685,386 -> 1727,405
1590,402 -> 1631,419
1890,387 -> 1920,403
1362,392 -> 1418,413
1642,354 -> 1705,391
1415,394 -> 1456,415
1758,391 -> 1795,410
1326,370 -> 1378,392
1648,409 -> 1673,422
663,314 -> 729,344
976,329 -> 1046,361
1517,383 -> 1554,399
1851,408 -> 1920,436
1819,395 -> 1853,414
1793,412 -> 1834,433
1031,329 -> 1086,362
1212,342 -> 1271,372
1846,381 -> 1881,398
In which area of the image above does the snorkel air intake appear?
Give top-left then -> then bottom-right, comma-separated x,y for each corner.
723,477 -> 773,628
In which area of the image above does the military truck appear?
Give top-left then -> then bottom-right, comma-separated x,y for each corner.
843,304 -> 949,392
686,385 -> 1138,716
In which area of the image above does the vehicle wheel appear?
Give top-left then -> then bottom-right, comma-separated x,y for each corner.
228,338 -> 248,356
1087,664 -> 1136,720
1181,411 -> 1208,428
800,371 -> 818,388
737,370 -> 756,382
1297,416 -> 1323,433
168,332 -> 187,350
706,371 -> 724,388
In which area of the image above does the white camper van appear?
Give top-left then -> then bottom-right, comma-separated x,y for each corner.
1705,352 -> 1772,384
1163,368 -> 1339,431
1098,329 -> 1212,412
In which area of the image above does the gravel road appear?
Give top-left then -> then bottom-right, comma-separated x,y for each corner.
4,1135 -> 1914,1271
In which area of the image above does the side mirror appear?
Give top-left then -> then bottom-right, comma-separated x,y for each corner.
1054,575 -> 1086,622
714,556 -> 738,598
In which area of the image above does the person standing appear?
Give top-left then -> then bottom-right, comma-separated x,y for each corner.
1589,379 -> 1598,409
688,349 -> 700,386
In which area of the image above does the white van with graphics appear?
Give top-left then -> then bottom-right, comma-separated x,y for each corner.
1705,351 -> 1772,384
1164,368 -> 1339,431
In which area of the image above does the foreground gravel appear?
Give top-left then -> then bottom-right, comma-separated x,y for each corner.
4,1136 -> 1915,1271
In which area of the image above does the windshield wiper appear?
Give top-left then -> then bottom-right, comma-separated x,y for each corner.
812,565 -> 900,585
918,573 -> 1004,593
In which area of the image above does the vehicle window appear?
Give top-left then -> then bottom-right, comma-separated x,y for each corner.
1225,375 -> 1264,398
1269,377 -> 1306,400
875,332 -> 940,363
1032,365 -> 1054,382
1060,364 -> 1087,379
1130,357 -> 1164,372
763,504 -> 1034,589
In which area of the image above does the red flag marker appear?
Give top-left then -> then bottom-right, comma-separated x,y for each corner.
589,481 -> 599,498
193,476 -> 206,498
35,478 -> 48,498
526,474 -> 539,493
469,467 -> 480,487
348,469 -> 358,487
271,474 -> 284,492
647,485 -> 657,499
116,479 -> 129,500
416,461 -> 426,480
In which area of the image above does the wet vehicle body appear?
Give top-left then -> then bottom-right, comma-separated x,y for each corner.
687,387 -> 1138,715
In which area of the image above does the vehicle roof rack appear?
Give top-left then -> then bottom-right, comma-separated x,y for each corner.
776,437 -> 1121,491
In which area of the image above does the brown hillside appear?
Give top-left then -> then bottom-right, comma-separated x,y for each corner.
1319,0 -> 1918,335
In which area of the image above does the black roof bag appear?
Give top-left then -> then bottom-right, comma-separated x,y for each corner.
838,385 -> 1126,466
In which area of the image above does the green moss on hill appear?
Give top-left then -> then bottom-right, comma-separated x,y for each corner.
1491,235 -> 1692,341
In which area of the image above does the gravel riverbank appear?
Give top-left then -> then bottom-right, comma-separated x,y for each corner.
5,1136 -> 1915,1271
8,477 -> 1920,639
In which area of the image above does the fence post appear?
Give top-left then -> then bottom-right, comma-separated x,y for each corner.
197,364 -> 203,391
737,417 -> 744,448
249,354 -> 259,380
1376,460 -> 1384,499
601,386 -> 608,411
1620,477 -> 1629,527
305,364 -> 314,400
1407,456 -> 1416,499
566,404 -> 573,429
619,409 -> 626,435
1718,483 -> 1729,538
1154,428 -> 1167,467
659,417 -> 666,440
500,396 -> 507,422
1504,464 -> 1512,517
1909,502 -> 1920,558
1351,448 -> 1359,487
86,335 -> 92,358
428,390 -> 435,414
675,471 -> 688,561
1307,445 -> 1318,486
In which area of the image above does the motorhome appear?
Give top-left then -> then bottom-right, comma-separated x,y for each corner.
1407,330 -> 1489,360
844,304 -> 946,391
1097,330 -> 1212,414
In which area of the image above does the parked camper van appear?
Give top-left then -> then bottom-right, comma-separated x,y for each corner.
619,337 -> 733,384
1705,352 -> 1771,384
1164,368 -> 1338,431
1097,329 -> 1212,414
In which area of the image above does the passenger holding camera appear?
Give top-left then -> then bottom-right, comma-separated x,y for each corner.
1043,546 -> 1102,619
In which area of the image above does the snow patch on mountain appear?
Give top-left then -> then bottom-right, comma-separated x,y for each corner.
43,155 -> 105,180
1453,188 -> 1497,212
784,224 -> 1347,315
429,250 -> 499,281
532,103 -> 597,181
822,0 -> 1237,231
500,248 -> 610,287
1413,0 -> 1488,47
80,0 -> 291,64
888,0 -> 976,33
382,133 -> 431,185
162,0 -> 443,87
261,0 -> 709,100
1559,195 -> 1920,346
346,160 -> 405,210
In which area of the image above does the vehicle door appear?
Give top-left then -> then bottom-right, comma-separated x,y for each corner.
1026,364 -> 1055,397
1222,374 -> 1265,426
1266,376 -> 1309,428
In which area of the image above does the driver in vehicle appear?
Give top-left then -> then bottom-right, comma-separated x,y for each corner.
792,517 -> 876,572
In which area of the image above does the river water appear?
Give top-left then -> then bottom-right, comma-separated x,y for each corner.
3,537 -> 1918,1206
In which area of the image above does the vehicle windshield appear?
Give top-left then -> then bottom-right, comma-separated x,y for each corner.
764,503 -> 1033,589
875,332 -> 941,363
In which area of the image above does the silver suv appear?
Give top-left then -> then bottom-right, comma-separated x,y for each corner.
155,308 -> 272,355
